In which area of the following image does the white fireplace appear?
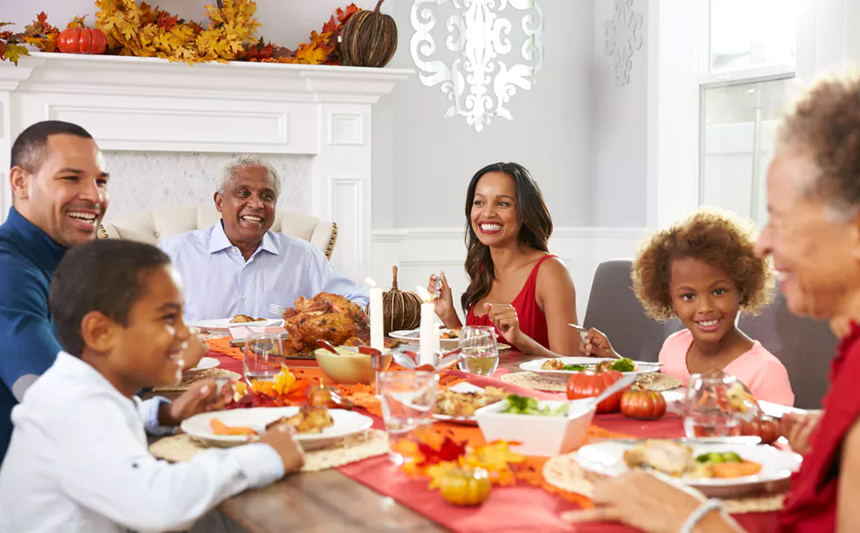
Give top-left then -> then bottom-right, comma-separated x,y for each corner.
0,53 -> 411,282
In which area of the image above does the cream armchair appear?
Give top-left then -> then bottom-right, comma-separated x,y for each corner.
99,204 -> 338,260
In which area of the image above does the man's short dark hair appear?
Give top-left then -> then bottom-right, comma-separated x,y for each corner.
50,240 -> 172,356
11,120 -> 94,173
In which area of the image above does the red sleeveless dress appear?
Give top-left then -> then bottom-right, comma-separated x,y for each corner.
465,254 -> 555,349
777,321 -> 860,531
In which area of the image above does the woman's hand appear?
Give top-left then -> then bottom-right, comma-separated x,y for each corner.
563,471 -> 740,533
782,411 -> 823,455
162,379 -> 235,425
583,328 -> 620,359
486,303 -> 523,347
428,271 -> 459,325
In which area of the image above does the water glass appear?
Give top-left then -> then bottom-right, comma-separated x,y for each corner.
243,332 -> 284,383
379,371 -> 438,465
458,326 -> 499,376
683,370 -> 743,438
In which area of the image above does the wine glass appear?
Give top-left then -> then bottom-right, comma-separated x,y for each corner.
683,370 -> 743,438
379,371 -> 438,464
458,326 -> 499,376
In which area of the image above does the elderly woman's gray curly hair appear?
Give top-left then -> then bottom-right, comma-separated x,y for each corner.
217,154 -> 281,197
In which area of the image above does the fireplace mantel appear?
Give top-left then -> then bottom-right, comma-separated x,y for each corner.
0,52 -> 412,282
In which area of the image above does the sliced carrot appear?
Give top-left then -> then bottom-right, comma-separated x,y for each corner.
209,418 -> 256,436
711,460 -> 762,478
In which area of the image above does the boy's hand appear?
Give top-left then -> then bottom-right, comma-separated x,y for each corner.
160,379 -> 234,426
258,424 -> 305,475
181,331 -> 208,372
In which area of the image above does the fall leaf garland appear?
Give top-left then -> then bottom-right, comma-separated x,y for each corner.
2,2 -> 363,66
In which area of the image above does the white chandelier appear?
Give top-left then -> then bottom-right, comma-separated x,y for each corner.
410,0 -> 544,132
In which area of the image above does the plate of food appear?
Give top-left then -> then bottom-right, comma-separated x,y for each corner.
389,328 -> 512,352
433,382 -> 509,425
519,357 -> 662,377
191,316 -> 285,332
186,356 -> 220,373
574,439 -> 801,497
181,406 -> 373,450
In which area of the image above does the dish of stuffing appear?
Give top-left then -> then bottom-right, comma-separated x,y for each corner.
433,383 -> 510,425
182,406 -> 373,450
573,438 -> 802,498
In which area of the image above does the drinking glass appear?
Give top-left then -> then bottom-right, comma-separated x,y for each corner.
379,371 -> 438,465
243,332 -> 284,383
458,326 -> 499,376
683,370 -> 743,438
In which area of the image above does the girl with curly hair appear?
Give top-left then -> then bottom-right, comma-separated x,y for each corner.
586,209 -> 794,405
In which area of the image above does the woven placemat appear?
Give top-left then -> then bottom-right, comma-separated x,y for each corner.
149,429 -> 389,472
152,369 -> 241,393
501,371 -> 567,392
543,453 -> 786,514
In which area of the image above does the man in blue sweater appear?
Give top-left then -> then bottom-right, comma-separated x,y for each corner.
0,121 -> 109,461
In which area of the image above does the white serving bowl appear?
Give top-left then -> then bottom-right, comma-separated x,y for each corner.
474,398 -> 596,457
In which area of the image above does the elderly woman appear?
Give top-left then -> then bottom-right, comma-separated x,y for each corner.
566,76 -> 860,532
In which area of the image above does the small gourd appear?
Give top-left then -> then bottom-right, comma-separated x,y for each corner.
438,468 -> 492,507
382,266 -> 421,335
340,0 -> 398,67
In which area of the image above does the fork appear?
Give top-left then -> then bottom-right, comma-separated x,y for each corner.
267,303 -> 287,316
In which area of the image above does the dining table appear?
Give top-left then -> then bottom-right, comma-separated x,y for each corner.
159,348 -> 782,533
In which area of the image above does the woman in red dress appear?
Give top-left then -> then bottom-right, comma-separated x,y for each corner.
428,162 -> 582,357
565,76 -> 860,532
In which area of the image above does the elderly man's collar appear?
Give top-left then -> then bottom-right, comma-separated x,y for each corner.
209,221 -> 279,256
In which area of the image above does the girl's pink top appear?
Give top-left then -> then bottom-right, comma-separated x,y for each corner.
658,329 -> 795,406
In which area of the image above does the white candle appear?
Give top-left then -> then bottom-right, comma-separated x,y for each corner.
366,277 -> 384,351
432,323 -> 441,362
416,286 -> 435,367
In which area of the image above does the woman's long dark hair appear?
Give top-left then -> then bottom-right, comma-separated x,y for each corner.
460,162 -> 553,314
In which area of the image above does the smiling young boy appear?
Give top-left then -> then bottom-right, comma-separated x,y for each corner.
0,239 -> 303,533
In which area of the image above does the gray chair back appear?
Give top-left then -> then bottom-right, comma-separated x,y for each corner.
583,260 -> 680,363
739,289 -> 837,409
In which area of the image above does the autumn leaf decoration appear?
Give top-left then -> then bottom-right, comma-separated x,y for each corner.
94,0 -> 260,64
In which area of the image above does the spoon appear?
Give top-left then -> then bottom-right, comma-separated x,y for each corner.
315,340 -> 339,354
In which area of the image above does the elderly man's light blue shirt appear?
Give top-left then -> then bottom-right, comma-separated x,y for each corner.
158,222 -> 368,321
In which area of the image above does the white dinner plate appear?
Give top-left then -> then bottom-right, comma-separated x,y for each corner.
519,357 -> 662,378
190,318 -> 284,332
187,357 -> 220,373
574,441 -> 801,498
389,328 -> 462,350
181,407 -> 373,450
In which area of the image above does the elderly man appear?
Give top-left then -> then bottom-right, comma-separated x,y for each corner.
0,120 -> 110,461
159,155 -> 367,321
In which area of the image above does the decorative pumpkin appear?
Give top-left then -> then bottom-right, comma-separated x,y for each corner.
382,265 -> 421,335
438,468 -> 491,507
566,362 -> 625,414
620,386 -> 667,420
340,0 -> 397,67
740,414 -> 781,445
58,27 -> 107,55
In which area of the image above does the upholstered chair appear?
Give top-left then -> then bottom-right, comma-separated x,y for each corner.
98,204 -> 338,260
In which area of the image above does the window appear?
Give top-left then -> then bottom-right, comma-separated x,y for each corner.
698,0 -> 801,227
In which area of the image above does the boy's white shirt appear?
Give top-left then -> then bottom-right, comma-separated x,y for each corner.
0,351 -> 284,533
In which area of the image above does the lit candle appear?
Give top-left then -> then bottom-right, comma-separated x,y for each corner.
416,286 -> 435,367
366,277 -> 384,351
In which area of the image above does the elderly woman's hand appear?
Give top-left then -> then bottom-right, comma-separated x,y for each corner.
562,471 -> 742,533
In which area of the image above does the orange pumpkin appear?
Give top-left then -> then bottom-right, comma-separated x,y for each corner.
58,28 -> 107,55
620,387 -> 667,420
566,363 -> 625,413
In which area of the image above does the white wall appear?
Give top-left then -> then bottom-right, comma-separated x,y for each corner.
3,0 -> 651,317
591,0 -> 648,228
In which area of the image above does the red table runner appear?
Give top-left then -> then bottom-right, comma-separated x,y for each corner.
205,351 -> 780,532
